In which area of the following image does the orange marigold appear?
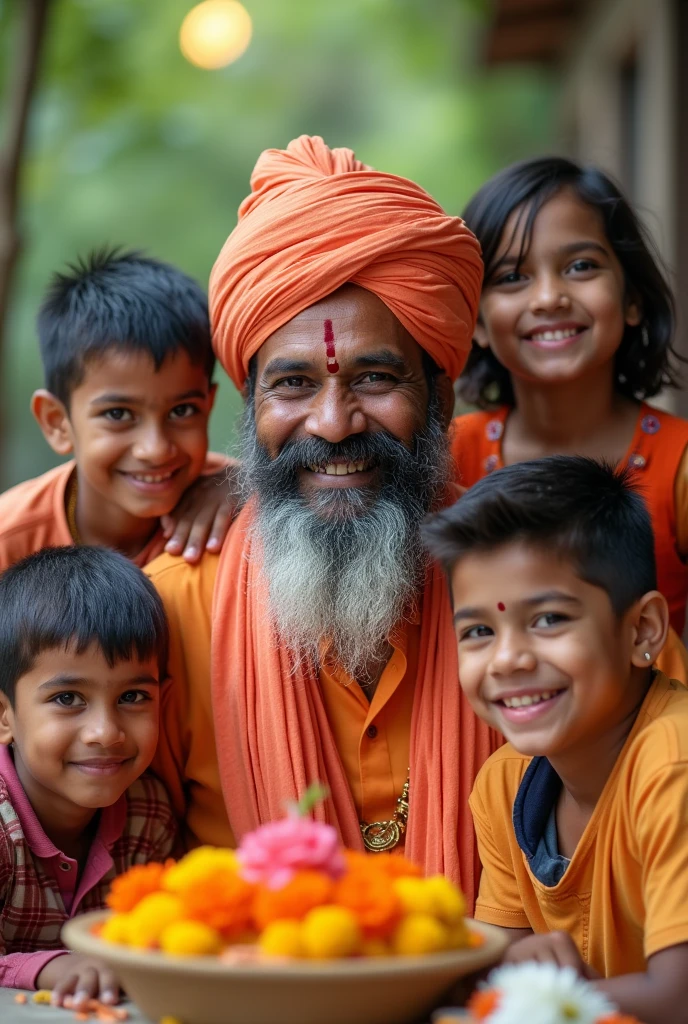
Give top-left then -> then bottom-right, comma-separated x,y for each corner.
333,870 -> 402,939
181,872 -> 255,939
253,870 -> 333,930
466,988 -> 500,1020
374,854 -> 423,879
106,861 -> 171,913
599,1017 -> 644,1023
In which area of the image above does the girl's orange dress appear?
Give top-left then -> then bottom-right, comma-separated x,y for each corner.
450,402 -> 688,641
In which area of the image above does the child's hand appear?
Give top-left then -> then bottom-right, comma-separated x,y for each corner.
161,460 -> 241,562
504,931 -> 598,979
36,952 -> 120,1009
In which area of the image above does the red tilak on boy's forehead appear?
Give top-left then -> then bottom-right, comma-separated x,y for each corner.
323,319 -> 339,373
497,602 -> 506,612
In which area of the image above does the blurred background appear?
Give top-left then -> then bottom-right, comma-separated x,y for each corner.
0,0 -> 683,487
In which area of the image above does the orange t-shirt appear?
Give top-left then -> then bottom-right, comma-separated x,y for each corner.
0,454 -> 228,571
148,552 -> 416,850
450,404 -> 688,637
470,672 -> 688,977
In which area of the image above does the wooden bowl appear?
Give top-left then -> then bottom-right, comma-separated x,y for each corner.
63,912 -> 507,1024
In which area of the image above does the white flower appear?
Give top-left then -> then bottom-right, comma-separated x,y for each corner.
483,962 -> 615,1024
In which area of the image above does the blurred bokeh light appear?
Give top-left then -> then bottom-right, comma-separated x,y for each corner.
180,1 -> 252,69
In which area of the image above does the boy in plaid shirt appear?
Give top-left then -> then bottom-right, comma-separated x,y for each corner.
0,545 -> 176,1010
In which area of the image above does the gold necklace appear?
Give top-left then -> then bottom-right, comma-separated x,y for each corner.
66,473 -> 81,543
359,772 -> 409,852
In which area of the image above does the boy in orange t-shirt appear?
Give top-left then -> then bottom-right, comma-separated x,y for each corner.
0,249 -> 233,569
423,456 -> 688,1024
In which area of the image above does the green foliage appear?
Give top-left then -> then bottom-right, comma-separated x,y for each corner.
1,0 -> 554,486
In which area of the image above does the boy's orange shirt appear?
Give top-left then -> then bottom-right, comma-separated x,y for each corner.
0,453 -> 227,571
470,672 -> 688,978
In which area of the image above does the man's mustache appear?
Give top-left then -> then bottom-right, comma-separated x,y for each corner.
266,432 -> 411,476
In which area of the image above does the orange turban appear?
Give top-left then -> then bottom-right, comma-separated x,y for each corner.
209,135 -> 483,388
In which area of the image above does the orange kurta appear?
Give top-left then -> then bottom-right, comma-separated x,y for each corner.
450,404 -> 688,638
148,553 -> 420,850
0,454 -> 228,571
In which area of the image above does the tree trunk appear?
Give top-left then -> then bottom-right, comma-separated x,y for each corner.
0,0 -> 51,477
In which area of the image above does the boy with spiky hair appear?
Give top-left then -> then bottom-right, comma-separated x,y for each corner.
0,248 -> 232,567
423,457 -> 688,1024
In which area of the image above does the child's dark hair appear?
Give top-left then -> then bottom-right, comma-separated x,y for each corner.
457,156 -> 679,408
0,546 -> 169,705
422,456 -> 656,616
38,247 -> 214,406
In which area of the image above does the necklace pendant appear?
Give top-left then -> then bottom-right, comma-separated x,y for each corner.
360,819 -> 401,852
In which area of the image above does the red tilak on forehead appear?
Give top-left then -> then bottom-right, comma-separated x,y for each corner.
497,602 -> 506,612
323,319 -> 339,373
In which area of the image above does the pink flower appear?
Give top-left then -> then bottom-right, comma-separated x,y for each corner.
237,816 -> 346,889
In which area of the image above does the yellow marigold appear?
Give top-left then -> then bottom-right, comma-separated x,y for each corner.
333,869 -> 402,939
127,892 -> 186,948
32,991 -> 52,1004
100,913 -> 133,946
391,913 -> 449,956
107,861 -> 171,912
163,847 -> 239,895
393,877 -> 437,917
160,920 -> 222,956
253,870 -> 333,930
259,920 -> 306,959
424,875 -> 466,924
181,871 -> 254,939
301,906 -> 361,959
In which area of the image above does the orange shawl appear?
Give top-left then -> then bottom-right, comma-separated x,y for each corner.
212,503 -> 501,908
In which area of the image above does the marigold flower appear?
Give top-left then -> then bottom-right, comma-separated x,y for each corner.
259,919 -> 306,959
163,847 -> 239,895
424,875 -> 466,924
106,861 -> 170,912
467,988 -> 500,1020
393,877 -> 437,917
301,905 -> 361,959
333,869 -> 402,938
160,920 -> 222,956
100,913 -> 133,946
391,913 -> 448,956
253,869 -> 333,929
181,871 -> 255,939
374,854 -> 423,879
599,1017 -> 644,1023
127,892 -> 186,948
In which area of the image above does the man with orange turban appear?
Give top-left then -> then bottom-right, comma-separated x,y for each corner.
146,136 -> 685,910
148,136 -> 496,907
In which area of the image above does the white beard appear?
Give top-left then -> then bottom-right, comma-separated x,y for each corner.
254,488 -> 424,680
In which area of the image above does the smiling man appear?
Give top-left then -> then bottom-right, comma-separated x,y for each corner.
148,135 -> 499,907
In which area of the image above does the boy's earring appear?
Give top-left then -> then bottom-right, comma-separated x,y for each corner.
644,652 -> 652,661
641,323 -> 650,347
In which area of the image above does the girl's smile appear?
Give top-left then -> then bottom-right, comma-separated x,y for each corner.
477,188 -> 640,386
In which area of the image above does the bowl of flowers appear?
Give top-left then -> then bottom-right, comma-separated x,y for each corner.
63,790 -> 507,1024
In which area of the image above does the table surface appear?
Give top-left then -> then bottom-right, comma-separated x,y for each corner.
0,989 -> 471,1024
0,989 -> 150,1023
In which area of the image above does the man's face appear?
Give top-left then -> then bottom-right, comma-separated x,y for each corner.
241,285 -> 452,678
252,286 -> 431,502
